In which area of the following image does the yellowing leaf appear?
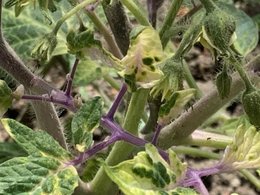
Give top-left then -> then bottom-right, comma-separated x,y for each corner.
221,125 -> 260,170
119,27 -> 164,90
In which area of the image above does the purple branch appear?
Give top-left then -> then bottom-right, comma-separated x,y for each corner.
183,169 -> 209,195
151,124 -> 162,145
106,83 -> 127,119
67,135 -> 120,166
69,116 -> 169,166
65,58 -> 80,96
22,91 -> 76,112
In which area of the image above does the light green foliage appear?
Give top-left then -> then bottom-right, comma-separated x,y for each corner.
71,97 -> 102,152
119,27 -> 164,90
104,144 -> 197,195
0,119 -> 78,194
2,7 -> 67,60
150,59 -> 183,101
66,29 -> 100,54
1,119 -> 70,159
221,125 -> 260,170
0,156 -> 78,194
0,80 -> 13,117
159,89 -> 196,126
242,89 -> 260,129
74,59 -> 110,86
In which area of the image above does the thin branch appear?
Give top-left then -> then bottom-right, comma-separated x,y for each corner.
106,83 -> 127,119
65,58 -> 80,96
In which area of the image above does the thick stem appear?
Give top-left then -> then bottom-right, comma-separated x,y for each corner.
159,0 -> 184,48
102,0 -> 131,55
0,41 -> 67,149
120,0 -> 150,26
90,89 -> 149,194
157,58 -> 259,150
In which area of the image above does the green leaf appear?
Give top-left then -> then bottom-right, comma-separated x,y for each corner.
67,29 -> 100,54
0,80 -> 13,117
0,156 -> 78,194
2,7 -> 67,60
217,3 -> 259,56
0,142 -> 27,163
221,125 -> 260,170
74,59 -> 110,86
1,119 -> 70,159
104,143 -> 197,195
0,119 -> 79,194
159,89 -> 196,126
71,97 -> 102,152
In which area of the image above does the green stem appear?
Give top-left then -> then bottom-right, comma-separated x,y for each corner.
85,9 -> 123,59
172,146 -> 220,159
181,130 -> 232,149
120,0 -> 150,26
103,75 -> 121,90
159,0 -> 184,48
240,169 -> 260,191
182,60 -> 202,98
90,89 -> 149,194
53,0 -> 97,34
232,60 -> 255,91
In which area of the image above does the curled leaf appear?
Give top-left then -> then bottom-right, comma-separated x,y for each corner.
31,32 -> 57,62
150,58 -> 183,101
221,125 -> 260,170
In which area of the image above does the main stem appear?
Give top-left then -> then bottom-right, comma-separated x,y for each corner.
90,89 -> 149,194
0,3 -> 67,149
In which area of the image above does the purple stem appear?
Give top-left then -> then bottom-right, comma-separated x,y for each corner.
184,169 -> 209,195
69,116 -> 169,166
65,58 -> 80,96
22,92 -> 76,112
151,124 -> 162,145
106,83 -> 127,119
67,134 -> 120,166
